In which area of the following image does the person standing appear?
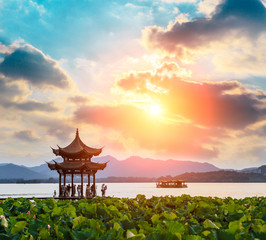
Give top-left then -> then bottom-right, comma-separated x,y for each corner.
66,184 -> 71,197
86,184 -> 91,198
101,184 -> 105,197
61,185 -> 65,197
73,184 -> 76,196
77,185 -> 81,198
104,184 -> 107,197
91,184 -> 96,197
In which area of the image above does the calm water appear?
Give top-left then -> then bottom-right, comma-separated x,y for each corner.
0,183 -> 265,199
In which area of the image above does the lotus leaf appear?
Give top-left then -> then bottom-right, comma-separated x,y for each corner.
11,220 -> 27,234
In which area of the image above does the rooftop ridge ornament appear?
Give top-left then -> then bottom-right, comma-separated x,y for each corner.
76,128 -> 79,137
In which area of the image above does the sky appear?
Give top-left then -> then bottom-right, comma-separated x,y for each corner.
0,0 -> 266,169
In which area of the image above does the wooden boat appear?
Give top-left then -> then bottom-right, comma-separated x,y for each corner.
156,180 -> 188,188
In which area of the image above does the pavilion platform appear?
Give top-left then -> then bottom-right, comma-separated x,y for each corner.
0,196 -> 93,200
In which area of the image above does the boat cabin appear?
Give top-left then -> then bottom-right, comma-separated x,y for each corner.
156,180 -> 187,188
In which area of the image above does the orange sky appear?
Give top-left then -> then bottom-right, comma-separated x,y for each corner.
1,0 -> 266,169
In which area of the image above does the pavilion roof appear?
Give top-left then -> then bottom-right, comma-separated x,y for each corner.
51,129 -> 102,157
47,160 -> 107,171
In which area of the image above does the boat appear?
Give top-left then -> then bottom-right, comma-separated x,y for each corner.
156,180 -> 188,188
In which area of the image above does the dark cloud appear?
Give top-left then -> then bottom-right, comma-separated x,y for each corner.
143,0 -> 266,55
2,100 -> 58,112
116,63 -> 266,129
0,45 -> 70,89
74,104 -> 219,158
214,0 -> 266,22
13,100 -> 58,112
14,130 -> 39,142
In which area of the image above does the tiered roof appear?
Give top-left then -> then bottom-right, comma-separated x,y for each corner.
47,161 -> 107,171
48,129 -> 107,173
51,129 -> 102,158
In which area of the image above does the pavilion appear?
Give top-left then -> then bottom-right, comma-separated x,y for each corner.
47,129 -> 108,198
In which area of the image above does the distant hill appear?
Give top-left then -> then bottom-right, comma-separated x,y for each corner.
31,155 -> 219,179
29,158 -> 62,179
174,170 -> 266,182
0,155 -> 220,180
0,156 -> 265,181
240,165 -> 266,175
0,164 -> 47,180
92,155 -> 220,178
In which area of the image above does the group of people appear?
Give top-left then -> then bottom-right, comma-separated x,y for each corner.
85,183 -> 96,198
61,184 -> 74,197
60,183 -> 107,198
60,184 -> 80,197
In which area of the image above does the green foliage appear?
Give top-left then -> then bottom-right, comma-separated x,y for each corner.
0,195 -> 265,239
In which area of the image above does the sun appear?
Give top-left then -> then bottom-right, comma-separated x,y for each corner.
149,103 -> 162,115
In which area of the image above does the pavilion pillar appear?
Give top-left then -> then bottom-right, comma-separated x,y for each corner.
88,172 -> 90,186
63,173 -> 66,186
93,171 -> 96,197
59,172 -> 62,196
71,173 -> 74,196
63,173 -> 66,197
81,171 -> 84,197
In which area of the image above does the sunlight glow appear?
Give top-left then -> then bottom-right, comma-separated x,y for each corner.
149,103 -> 162,115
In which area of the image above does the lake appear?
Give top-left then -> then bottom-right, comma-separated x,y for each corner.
0,183 -> 265,199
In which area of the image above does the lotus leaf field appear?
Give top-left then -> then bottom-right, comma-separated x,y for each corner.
0,195 -> 265,239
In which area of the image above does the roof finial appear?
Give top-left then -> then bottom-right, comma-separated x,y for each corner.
76,128 -> 79,136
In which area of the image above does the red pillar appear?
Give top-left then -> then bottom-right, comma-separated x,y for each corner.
88,172 -> 90,186
93,172 -> 96,197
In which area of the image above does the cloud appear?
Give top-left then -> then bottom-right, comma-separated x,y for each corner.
198,0 -> 220,17
0,45 -> 71,89
240,120 -> 266,138
0,76 -> 58,112
0,42 -> 76,112
142,0 -> 266,59
115,62 -> 266,129
0,76 -> 27,102
36,119 -> 75,140
212,32 -> 266,76
68,95 -> 91,105
12,100 -> 58,112
14,130 -> 39,142
0,42 -> 13,54
214,0 -> 265,22
99,134 -> 127,152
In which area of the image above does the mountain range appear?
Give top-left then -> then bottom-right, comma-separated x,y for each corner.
0,155 -> 264,180
0,163 -> 47,180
